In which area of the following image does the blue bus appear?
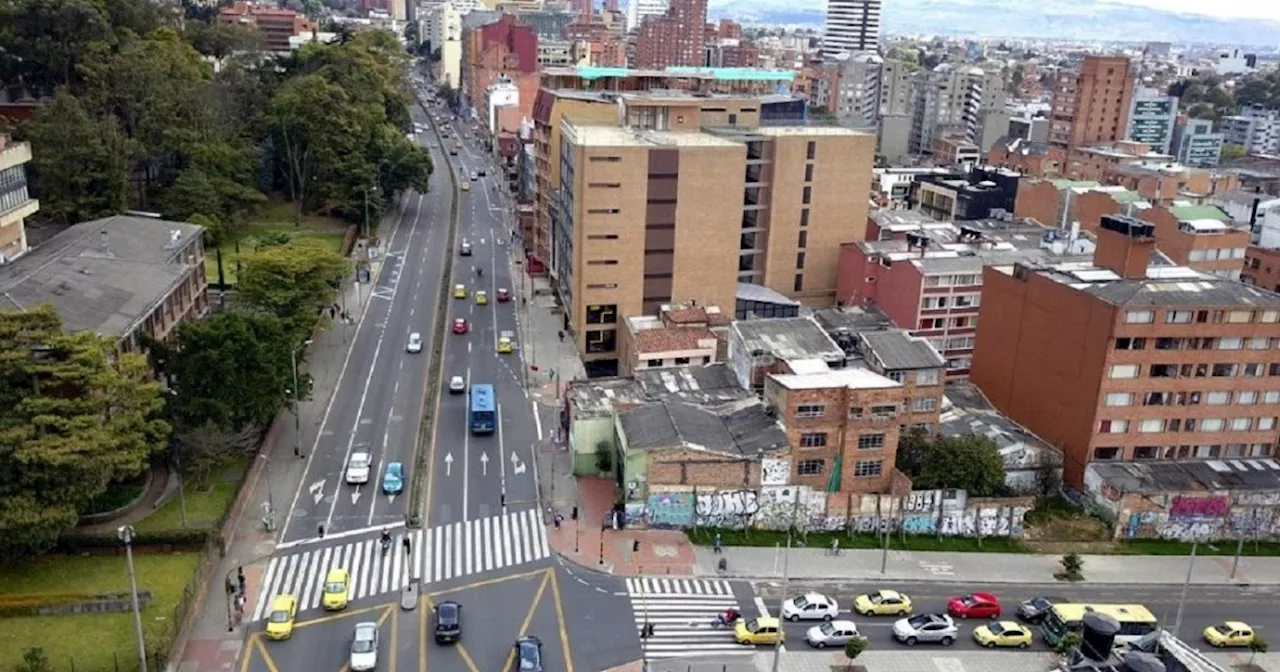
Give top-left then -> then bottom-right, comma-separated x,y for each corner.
469,384 -> 496,434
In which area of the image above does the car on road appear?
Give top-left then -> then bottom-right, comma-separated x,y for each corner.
460,181 -> 470,191
265,595 -> 297,640
735,617 -> 784,646
407,332 -> 423,353
948,592 -> 1001,619
452,318 -> 469,334
345,452 -> 371,484
460,241 -> 472,256
1016,596 -> 1061,623
972,620 -> 1033,649
805,620 -> 861,648
350,622 -> 379,671
781,593 -> 839,622
497,331 -> 514,354
454,284 -> 467,299
854,590 -> 912,616
449,375 -> 466,393
514,635 -> 543,671
496,288 -> 510,302
1203,621 -> 1256,647
322,568 -> 350,611
449,148 -> 458,155
470,172 -> 478,180
475,290 -> 488,305
892,613 -> 957,646
382,462 -> 404,494
434,600 -> 463,643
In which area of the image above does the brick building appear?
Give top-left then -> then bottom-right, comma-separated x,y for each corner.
1244,246 -> 1280,292
217,2 -> 314,52
633,0 -> 707,69
970,213 -> 1280,487
464,14 -> 539,121
1049,55 -> 1136,150
619,302 -> 732,375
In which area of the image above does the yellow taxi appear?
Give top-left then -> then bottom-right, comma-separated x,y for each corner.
454,284 -> 467,299
264,594 -> 297,640
321,568 -> 350,611
460,181 -> 470,192
853,589 -> 912,616
734,616 -> 784,646
1203,621 -> 1255,647
973,620 -> 1033,649
497,335 -> 513,354
475,290 -> 488,305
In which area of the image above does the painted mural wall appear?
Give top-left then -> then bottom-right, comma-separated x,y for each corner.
1118,492 -> 1280,542
627,457 -> 1032,537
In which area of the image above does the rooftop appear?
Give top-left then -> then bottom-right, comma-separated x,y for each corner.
564,123 -> 743,148
730,316 -> 846,364
0,215 -> 204,338
1209,189 -> 1280,207
1023,262 -> 1280,308
941,382 -> 1063,472
567,363 -> 753,418
736,282 -> 800,307
812,306 -> 896,334
1088,457 -> 1280,495
618,399 -> 789,456
1168,203 -> 1231,222
633,326 -> 717,354
768,367 -> 901,391
541,65 -> 797,82
859,330 -> 946,371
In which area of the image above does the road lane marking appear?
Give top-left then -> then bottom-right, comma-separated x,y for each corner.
533,403 -> 542,439
550,571 -> 576,672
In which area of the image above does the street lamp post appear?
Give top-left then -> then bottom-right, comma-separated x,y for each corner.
290,339 -> 313,458
260,454 -> 277,533
771,499 -> 805,672
118,526 -> 148,672
1172,540 -> 1199,637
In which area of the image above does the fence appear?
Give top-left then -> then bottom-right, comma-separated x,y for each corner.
18,649 -> 170,672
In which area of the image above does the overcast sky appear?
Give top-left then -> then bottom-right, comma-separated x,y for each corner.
1096,0 -> 1280,22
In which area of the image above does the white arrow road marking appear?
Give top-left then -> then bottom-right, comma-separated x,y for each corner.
510,452 -> 527,476
351,486 -> 361,505
387,493 -> 397,504
480,452 -> 489,476
445,452 -> 454,477
309,480 -> 326,505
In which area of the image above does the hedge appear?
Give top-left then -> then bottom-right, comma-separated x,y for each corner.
54,528 -> 211,553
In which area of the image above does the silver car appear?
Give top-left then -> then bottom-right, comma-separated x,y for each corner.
805,619 -> 861,648
892,613 -> 957,646
350,622 -> 379,670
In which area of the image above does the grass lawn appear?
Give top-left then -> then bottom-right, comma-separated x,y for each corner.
133,461 -> 245,534
0,552 -> 201,671
206,198 -> 351,287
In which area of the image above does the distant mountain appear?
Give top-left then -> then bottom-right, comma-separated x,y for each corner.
707,0 -> 1280,46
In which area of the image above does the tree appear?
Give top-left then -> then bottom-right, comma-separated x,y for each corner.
843,636 -> 868,669
160,312 -> 308,431
910,433 -> 1007,497
0,307 -> 168,561
1053,631 -> 1082,655
1250,634 -> 1269,664
1222,144 -> 1248,161
893,426 -> 930,477
1056,552 -> 1084,582
14,647 -> 53,672
0,0 -> 112,97
174,423 -> 259,484
236,238 -> 351,337
594,441 -> 613,474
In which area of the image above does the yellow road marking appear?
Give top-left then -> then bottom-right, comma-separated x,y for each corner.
501,570 -> 551,671
389,604 -> 399,672
294,603 -> 392,629
550,570 -> 575,672
424,566 -> 550,598
238,633 -> 259,672
422,593 -> 482,672
255,635 -> 282,672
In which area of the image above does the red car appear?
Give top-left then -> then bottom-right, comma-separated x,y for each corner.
452,318 -> 469,334
947,592 -> 1001,619
496,288 -> 510,302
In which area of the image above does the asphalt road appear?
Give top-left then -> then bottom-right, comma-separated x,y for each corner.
276,98 -> 450,544
750,579 -> 1280,654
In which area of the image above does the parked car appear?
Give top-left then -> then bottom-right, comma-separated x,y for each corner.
854,590 -> 912,616
1204,621 -> 1256,648
264,595 -> 297,640
973,620 -> 1033,649
892,614 -> 957,647
1016,596 -> 1062,623
496,288 -> 510,302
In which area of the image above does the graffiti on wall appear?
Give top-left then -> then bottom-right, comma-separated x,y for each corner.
1120,492 -> 1280,542
761,459 -> 790,486
630,485 -> 1031,537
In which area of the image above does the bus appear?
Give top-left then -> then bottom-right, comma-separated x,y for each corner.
1041,603 -> 1158,647
469,384 -> 496,434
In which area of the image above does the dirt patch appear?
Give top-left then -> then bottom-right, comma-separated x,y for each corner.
1023,515 -> 1111,543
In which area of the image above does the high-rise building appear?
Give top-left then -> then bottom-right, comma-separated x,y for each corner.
1126,86 -> 1178,154
970,213 -> 1280,487
822,0 -> 881,59
425,2 -> 464,87
907,65 -> 1004,156
0,135 -> 37,264
1222,105 -> 1280,156
835,52 -> 883,130
1049,55 -> 1136,150
625,0 -> 667,32
633,0 -> 706,68
547,93 -> 875,376
1171,117 -> 1224,167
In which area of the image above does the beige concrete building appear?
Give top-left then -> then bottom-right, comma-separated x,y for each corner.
0,135 -> 38,264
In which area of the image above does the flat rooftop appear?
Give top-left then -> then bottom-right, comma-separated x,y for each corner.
564,123 -> 743,148
941,382 -> 1062,472
769,367 -> 900,391
731,316 -> 846,363
618,398 -> 789,456
859,330 -> 946,370
567,363 -> 753,418
1089,458 -> 1280,495
1022,262 -> 1280,308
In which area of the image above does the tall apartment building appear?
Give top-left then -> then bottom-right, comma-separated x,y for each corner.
835,52 -> 883,130
1126,86 -> 1178,154
425,2 -> 464,87
549,94 -> 874,376
1171,117 -> 1224,167
217,2 -> 315,52
1049,55 -> 1137,150
463,14 -> 539,120
625,0 -> 667,32
0,136 -> 38,263
1222,105 -> 1280,156
878,58 -> 913,116
907,65 -> 1004,156
970,214 -> 1280,487
822,0 -> 881,60
633,0 -> 706,69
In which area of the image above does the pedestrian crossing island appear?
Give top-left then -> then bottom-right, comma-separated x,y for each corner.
253,509 -> 550,621
626,578 -> 751,658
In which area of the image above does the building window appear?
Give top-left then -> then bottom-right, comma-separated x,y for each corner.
794,274 -> 804,292
585,329 -> 617,354
853,459 -> 882,477
849,406 -> 863,418
1250,337 -> 1272,350
798,230 -> 808,248
1239,391 -> 1259,405
588,156 -> 621,163
806,141 -> 816,159
1231,417 -> 1253,431
804,164 -> 814,182
646,359 -> 663,367
1093,447 -> 1121,460
673,357 -> 690,365
796,252 -> 805,270
1115,337 -> 1146,350
857,433 -> 886,450
587,208 -> 620,214
1201,418 -> 1225,432
916,369 -> 940,386
1126,310 -> 1155,323
1206,391 -> 1231,405
1099,419 -> 1128,434
1212,363 -> 1237,377
587,259 -> 619,265
1138,419 -> 1165,433
1133,446 -> 1159,460
800,209 -> 809,227
586,304 -> 617,325
1228,310 -> 1253,323
799,432 -> 828,448
1149,363 -> 1177,378
870,404 -> 897,417
587,234 -> 620,240
1104,392 -> 1133,407
796,404 -> 826,418
1218,337 -> 1243,350
802,186 -> 812,204
797,459 -> 824,476
1245,363 -> 1266,377
911,397 -> 937,412
1260,417 -> 1278,431
1164,310 -> 1191,324
1109,364 -> 1139,379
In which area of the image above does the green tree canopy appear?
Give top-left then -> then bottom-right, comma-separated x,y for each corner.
0,307 -> 167,561
159,312 -> 310,432
237,238 -> 351,336
900,432 -> 1007,497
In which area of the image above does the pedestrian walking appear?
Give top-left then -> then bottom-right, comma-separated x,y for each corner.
553,512 -> 564,530
713,533 -> 723,555
225,576 -> 235,597
237,567 -> 246,596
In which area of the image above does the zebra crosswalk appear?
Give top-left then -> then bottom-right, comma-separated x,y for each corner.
252,509 -> 550,621
626,578 -> 749,659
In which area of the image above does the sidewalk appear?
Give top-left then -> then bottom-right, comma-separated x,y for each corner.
747,650 -> 1278,672
692,544 -> 1280,586
172,236 -> 389,672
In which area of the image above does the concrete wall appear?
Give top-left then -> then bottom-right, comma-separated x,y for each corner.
569,415 -> 617,474
1085,468 -> 1280,542
627,481 -> 1032,537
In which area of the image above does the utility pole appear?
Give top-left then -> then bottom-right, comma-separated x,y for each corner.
771,498 -> 805,672
291,339 -> 313,457
118,526 -> 148,672
1172,540 -> 1198,637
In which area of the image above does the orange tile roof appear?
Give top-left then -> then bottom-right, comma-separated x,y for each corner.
665,306 -> 708,324
634,328 -> 714,354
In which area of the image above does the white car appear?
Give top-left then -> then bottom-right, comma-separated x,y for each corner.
782,592 -> 839,622
407,332 -> 423,353
469,172 -> 478,181
350,622 -> 379,671
449,375 -> 465,394
346,452 -> 371,484
806,620 -> 861,649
